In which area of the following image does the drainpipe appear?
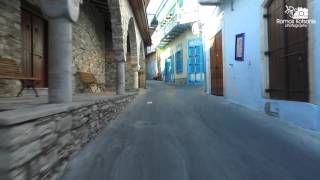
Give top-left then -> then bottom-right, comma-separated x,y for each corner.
40,0 -> 81,103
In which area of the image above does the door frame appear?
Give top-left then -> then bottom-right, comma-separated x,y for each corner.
210,31 -> 224,96
187,38 -> 204,85
21,4 -> 49,88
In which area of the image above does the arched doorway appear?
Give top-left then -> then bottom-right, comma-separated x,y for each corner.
125,17 -> 139,91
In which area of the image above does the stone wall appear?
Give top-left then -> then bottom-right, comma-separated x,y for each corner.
0,0 -> 148,96
139,41 -> 146,88
0,94 -> 136,180
105,62 -> 117,90
0,0 -> 109,96
118,0 -> 147,91
125,58 -> 138,91
0,0 -> 22,96
72,1 -> 107,93
105,22 -> 116,90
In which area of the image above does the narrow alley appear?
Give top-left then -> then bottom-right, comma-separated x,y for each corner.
1,0 -> 320,179
61,81 -> 320,180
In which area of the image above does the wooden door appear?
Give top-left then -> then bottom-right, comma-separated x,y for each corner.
210,31 -> 223,96
21,10 -> 33,77
267,0 -> 309,101
21,9 -> 48,87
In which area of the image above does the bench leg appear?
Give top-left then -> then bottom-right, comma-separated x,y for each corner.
94,85 -> 99,93
17,80 -> 39,97
88,84 -> 94,93
89,84 -> 99,93
17,81 -> 25,97
97,84 -> 105,92
31,82 -> 39,97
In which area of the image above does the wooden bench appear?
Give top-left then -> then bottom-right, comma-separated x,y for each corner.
0,58 -> 39,97
78,72 -> 105,93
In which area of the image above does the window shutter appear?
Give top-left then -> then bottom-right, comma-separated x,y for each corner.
175,50 -> 183,73
267,0 -> 309,101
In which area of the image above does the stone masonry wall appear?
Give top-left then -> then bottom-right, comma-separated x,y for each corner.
139,41 -> 146,88
0,0 -> 109,96
105,51 -> 117,90
105,20 -> 116,89
0,94 -> 136,180
125,58 -> 137,91
0,0 -> 22,96
73,1 -> 106,93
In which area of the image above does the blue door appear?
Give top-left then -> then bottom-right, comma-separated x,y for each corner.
164,58 -> 173,82
187,39 -> 204,85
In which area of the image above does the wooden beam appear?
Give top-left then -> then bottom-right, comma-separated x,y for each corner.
129,0 -> 152,45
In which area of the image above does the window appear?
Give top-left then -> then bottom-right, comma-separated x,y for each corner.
175,50 -> 183,73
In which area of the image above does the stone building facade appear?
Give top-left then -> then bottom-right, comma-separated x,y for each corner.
72,1 -> 107,93
0,0 -> 23,96
0,0 -> 150,97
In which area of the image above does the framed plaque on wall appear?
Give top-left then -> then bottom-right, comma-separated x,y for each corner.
235,33 -> 245,61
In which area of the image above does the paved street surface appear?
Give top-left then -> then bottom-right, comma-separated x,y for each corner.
61,81 -> 320,180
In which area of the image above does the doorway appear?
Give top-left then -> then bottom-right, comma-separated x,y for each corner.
210,31 -> 224,96
164,57 -> 173,82
187,39 -> 204,85
21,9 -> 48,88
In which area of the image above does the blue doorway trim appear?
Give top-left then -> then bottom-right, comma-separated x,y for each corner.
187,38 -> 204,85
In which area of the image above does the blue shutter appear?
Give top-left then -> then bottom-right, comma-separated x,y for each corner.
175,50 -> 183,74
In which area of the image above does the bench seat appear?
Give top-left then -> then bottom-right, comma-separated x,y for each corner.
0,58 -> 39,97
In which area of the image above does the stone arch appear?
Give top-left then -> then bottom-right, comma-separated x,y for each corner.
139,40 -> 146,88
106,0 -> 126,94
125,17 -> 139,91
107,0 -> 124,53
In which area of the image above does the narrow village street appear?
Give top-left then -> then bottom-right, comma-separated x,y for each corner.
61,81 -> 320,180
1,0 -> 320,179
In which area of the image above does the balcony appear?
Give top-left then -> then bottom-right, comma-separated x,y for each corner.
153,13 -> 193,49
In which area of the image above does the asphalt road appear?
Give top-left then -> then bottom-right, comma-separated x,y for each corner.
61,81 -> 320,180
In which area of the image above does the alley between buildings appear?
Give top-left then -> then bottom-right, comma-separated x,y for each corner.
61,81 -> 320,180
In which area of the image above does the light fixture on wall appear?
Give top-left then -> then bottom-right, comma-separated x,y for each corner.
192,22 -> 203,36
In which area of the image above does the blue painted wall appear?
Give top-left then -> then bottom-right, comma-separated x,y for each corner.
314,0 -> 320,129
222,0 -> 263,109
220,0 -> 320,130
